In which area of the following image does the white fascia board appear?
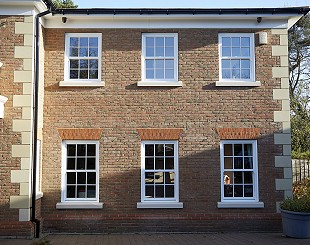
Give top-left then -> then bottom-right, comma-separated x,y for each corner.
0,1 -> 47,15
44,15 -> 289,29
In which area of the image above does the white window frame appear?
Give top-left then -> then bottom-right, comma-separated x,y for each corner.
218,140 -> 264,208
138,33 -> 182,87
60,33 -> 104,87
56,140 -> 103,209
217,33 -> 260,87
137,140 -> 183,208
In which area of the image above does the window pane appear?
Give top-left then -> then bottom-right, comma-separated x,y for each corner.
87,186 -> 96,198
234,144 -> 243,156
146,47 -> 154,57
231,60 -> 240,69
234,185 -> 243,197
224,171 -> 233,184
165,37 -> 174,47
244,144 -> 253,156
165,70 -> 174,79
77,144 -> 86,156
234,157 -> 243,169
146,60 -> 154,69
146,37 -> 154,47
67,158 -> 75,170
80,60 -> 88,69
79,70 -> 88,79
222,37 -> 231,46
155,144 -> 164,156
70,70 -> 78,79
89,48 -> 98,57
222,60 -> 230,69
224,144 -> 232,156
155,60 -> 164,69
146,69 -> 154,79
89,70 -> 98,79
165,158 -> 174,170
67,172 -> 76,184
241,47 -> 250,57
241,69 -> 250,79
145,158 -> 154,170
241,37 -> 250,46
244,172 -> 253,184
232,47 -> 240,56
145,185 -> 154,198
222,47 -> 231,56
70,47 -> 78,57
165,172 -> 174,183
241,60 -> 250,69
87,172 -> 96,184
155,158 -> 164,170
67,144 -> 76,156
155,185 -> 164,198
222,69 -> 231,79
87,158 -> 96,170
80,37 -> 88,46
70,37 -> 79,47
145,173 -> 154,183
165,144 -> 174,156
244,185 -> 253,197
154,172 -> 164,184
89,60 -> 98,69
234,172 -> 243,184
155,69 -> 164,79
77,172 -> 86,184
87,144 -> 96,156
70,60 -> 79,68
224,185 -> 233,197
155,46 -> 164,57
232,37 -> 240,46
145,144 -> 154,156
77,185 -> 86,198
165,185 -> 174,198
224,157 -> 233,169
77,158 -> 85,170
155,37 -> 164,46
89,37 -> 98,46
79,48 -> 88,57
165,47 -> 174,56
165,60 -> 174,69
244,157 -> 253,169
232,68 -> 240,79
67,186 -> 76,198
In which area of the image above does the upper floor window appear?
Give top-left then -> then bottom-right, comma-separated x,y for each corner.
61,33 -> 104,87
217,33 -> 259,86
139,33 -> 182,87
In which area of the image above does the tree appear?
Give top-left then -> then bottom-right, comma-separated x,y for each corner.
53,0 -> 78,8
289,14 -> 310,154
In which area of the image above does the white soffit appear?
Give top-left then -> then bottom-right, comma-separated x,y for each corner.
0,0 -> 48,15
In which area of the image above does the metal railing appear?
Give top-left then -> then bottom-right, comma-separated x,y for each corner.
292,159 -> 310,183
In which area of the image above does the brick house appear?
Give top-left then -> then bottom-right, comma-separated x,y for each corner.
0,0 -> 309,238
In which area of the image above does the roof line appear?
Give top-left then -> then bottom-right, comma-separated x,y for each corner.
50,7 -> 310,16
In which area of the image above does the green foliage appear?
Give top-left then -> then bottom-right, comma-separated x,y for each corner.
292,150 -> 310,159
52,0 -> 78,8
281,178 -> 310,212
289,14 -> 310,154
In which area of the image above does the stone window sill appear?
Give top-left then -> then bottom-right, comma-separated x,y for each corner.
137,81 -> 183,87
56,202 -> 103,209
216,81 -> 261,87
217,201 -> 264,208
36,192 -> 43,200
59,81 -> 105,87
137,202 -> 183,209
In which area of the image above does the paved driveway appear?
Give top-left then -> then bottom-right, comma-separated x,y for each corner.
0,233 -> 309,245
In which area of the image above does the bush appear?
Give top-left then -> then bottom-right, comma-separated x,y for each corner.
293,177 -> 310,199
292,150 -> 310,159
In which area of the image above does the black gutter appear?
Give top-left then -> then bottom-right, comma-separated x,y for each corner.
31,7 -> 53,238
52,7 -> 309,16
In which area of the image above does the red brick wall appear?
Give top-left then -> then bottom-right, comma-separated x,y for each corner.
0,16 -> 34,238
42,28 -> 284,233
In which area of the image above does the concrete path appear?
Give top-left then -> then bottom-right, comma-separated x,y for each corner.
0,232 -> 309,245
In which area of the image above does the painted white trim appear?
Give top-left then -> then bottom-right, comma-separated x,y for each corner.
216,81 -> 261,87
217,201 -> 264,208
64,33 -> 102,84
56,202 -> 103,209
61,140 -> 100,203
0,95 -> 8,119
218,33 -> 256,83
140,141 -> 180,204
220,140 -> 260,203
141,33 -> 178,83
36,192 -> 43,200
137,201 -> 183,209
59,81 -> 105,87
137,81 -> 183,87
44,16 -> 291,29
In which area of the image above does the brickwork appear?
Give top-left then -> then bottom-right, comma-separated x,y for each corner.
0,15 -> 34,237
40,28 -> 285,233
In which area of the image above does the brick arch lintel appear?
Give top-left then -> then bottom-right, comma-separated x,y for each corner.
216,128 -> 261,140
137,128 -> 183,140
58,128 -> 103,140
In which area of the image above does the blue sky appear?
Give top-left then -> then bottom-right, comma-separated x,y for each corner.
74,0 -> 310,8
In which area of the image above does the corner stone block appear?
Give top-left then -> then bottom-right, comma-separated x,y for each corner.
15,46 -> 33,59
11,170 -> 30,183
13,119 -> 32,132
19,209 -> 30,222
275,156 -> 292,167
273,89 -> 289,100
24,16 -> 34,23
12,144 -> 31,157
274,111 -> 290,122
10,196 -> 31,209
271,29 -> 288,35
20,183 -> 31,195
283,145 -> 292,156
272,46 -> 288,56
15,22 -> 33,35
282,122 -> 291,134
274,133 -> 291,145
272,67 -> 289,78
13,95 -> 32,107
280,35 -> 288,45
281,78 -> 289,89
284,168 -> 293,179
276,179 -> 292,191
14,70 -> 33,83
21,158 -> 31,170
